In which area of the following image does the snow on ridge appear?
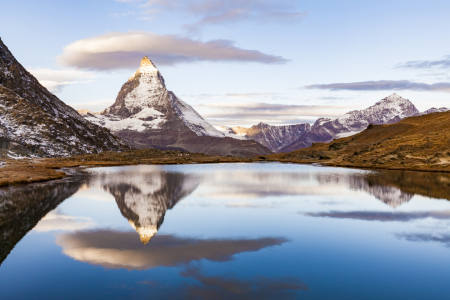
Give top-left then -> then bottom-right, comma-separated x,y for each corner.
171,94 -> 225,137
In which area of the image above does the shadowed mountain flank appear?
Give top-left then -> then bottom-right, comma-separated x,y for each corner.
0,38 -> 130,158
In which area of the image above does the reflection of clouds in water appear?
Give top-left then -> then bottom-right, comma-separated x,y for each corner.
33,209 -> 95,232
197,171 -> 353,200
56,230 -> 287,270
195,168 -> 416,208
178,267 -> 307,300
72,186 -> 115,202
395,232 -> 450,247
305,211 -> 450,222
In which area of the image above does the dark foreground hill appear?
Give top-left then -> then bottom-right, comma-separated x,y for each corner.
0,38 -> 130,158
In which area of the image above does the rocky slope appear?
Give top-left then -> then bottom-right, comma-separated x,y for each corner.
279,94 -> 422,153
83,57 -> 272,157
0,38 -> 130,158
219,122 -> 310,153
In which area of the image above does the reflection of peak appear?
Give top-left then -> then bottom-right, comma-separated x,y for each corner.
128,221 -> 157,245
88,168 -> 199,243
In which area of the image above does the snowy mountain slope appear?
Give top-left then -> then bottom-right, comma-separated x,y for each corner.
83,57 -> 272,157
279,94 -> 422,153
421,107 -> 449,115
220,122 -> 311,152
0,38 -> 130,158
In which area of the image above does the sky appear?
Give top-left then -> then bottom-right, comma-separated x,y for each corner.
1,0 -> 449,127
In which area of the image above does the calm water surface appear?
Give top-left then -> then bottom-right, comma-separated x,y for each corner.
1,163 -> 450,299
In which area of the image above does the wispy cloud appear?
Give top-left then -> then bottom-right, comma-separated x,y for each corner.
58,31 -> 288,70
124,0 -> 306,32
305,80 -> 450,92
194,102 -> 352,126
28,68 -> 96,93
68,99 -> 115,113
396,55 -> 450,70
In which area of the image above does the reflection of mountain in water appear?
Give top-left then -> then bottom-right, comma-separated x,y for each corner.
316,172 -> 413,208
89,169 -> 199,244
0,175 -> 84,265
347,176 -> 413,208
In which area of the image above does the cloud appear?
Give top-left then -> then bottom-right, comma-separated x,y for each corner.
194,102 -> 352,126
28,68 -> 96,93
396,55 -> 450,70
57,31 -> 288,71
56,230 -> 287,270
139,0 -> 306,32
33,209 -> 95,232
305,211 -> 450,222
68,99 -> 115,113
305,80 -> 450,92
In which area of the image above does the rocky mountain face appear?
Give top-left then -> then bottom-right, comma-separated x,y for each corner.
219,122 -> 311,153
83,57 -> 272,157
90,168 -> 199,244
0,38 -> 130,158
278,94 -> 422,153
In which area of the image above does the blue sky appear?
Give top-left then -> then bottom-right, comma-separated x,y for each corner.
1,0 -> 449,126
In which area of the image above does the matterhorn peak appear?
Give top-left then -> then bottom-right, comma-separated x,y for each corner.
138,56 -> 158,73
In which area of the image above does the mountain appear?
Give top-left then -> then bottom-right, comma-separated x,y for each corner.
83,57 -> 272,157
278,93 -> 420,153
90,168 -> 199,244
421,107 -> 449,115
0,38 -> 130,158
218,122 -> 311,152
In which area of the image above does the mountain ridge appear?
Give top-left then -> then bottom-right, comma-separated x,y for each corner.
0,37 -> 130,158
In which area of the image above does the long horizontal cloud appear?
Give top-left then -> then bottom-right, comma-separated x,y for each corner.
119,0 -> 306,32
397,56 -> 450,69
56,230 -> 287,270
194,102 -> 352,126
58,31 -> 288,70
306,80 -> 450,92
306,211 -> 450,222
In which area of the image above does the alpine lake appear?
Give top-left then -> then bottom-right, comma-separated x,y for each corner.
1,162 -> 450,299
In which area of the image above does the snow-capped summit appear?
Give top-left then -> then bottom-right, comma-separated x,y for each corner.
83,57 -> 272,156
278,94 -> 421,153
92,56 -> 224,137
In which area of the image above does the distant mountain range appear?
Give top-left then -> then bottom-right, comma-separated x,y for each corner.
220,93 -> 448,153
81,57 -> 272,157
0,38 -> 130,158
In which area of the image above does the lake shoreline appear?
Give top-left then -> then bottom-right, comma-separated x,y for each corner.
2,148 -> 450,188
